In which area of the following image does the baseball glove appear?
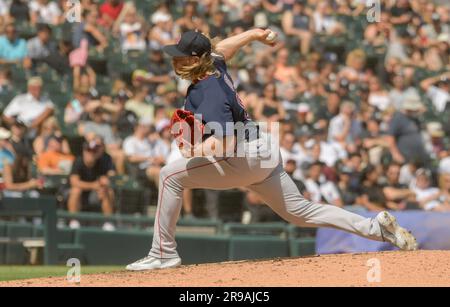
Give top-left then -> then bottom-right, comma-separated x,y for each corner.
170,109 -> 204,150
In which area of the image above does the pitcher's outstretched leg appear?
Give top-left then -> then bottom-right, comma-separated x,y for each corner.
247,165 -> 418,250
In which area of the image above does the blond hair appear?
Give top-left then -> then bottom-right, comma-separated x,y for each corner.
175,36 -> 221,82
346,49 -> 366,68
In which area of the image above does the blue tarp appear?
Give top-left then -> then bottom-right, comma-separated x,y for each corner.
316,211 -> 450,254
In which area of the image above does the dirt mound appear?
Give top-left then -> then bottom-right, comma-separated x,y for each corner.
2,250 -> 450,287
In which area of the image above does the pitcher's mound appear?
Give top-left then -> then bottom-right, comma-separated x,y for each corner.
3,250 -> 450,287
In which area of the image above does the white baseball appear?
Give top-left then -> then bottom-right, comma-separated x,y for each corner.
266,30 -> 277,43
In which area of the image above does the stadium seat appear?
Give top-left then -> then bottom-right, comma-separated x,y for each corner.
228,235 -> 289,261
32,227 -> 84,264
5,223 -> 35,265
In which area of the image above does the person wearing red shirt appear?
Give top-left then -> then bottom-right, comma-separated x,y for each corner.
99,0 -> 124,29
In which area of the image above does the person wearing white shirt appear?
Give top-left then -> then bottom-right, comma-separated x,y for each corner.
412,169 -> 442,211
280,132 -> 309,181
327,102 -> 356,160
304,161 -> 343,207
279,133 -> 301,167
2,77 -> 54,129
123,119 -> 169,185
119,6 -> 146,52
0,0 -> 11,17
439,156 -> 450,176
30,0 -> 62,25
420,72 -> 450,113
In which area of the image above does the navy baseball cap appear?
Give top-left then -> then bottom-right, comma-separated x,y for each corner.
163,31 -> 211,57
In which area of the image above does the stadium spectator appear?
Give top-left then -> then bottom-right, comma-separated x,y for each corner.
8,0 -> 30,22
340,49 -> 368,84
119,4 -> 146,52
232,3 -> 256,32
125,86 -> 154,121
9,118 -> 33,159
208,10 -> 227,40
386,94 -> 429,164
36,134 -> 74,175
110,90 -> 138,136
273,47 -> 301,85
368,76 -> 391,111
0,67 -> 13,94
284,158 -> 309,199
64,87 -> 93,125
308,128 -> 342,168
360,116 -> 388,166
420,71 -> 450,113
282,0 -> 313,55
304,161 -> 343,207
357,165 -> 388,211
254,83 -> 286,122
0,1 -> 11,20
2,155 -> 43,197
426,122 -> 446,160
315,91 -> 340,130
78,107 -> 125,174
27,23 -> 55,62
122,119 -> 168,186
382,162 -> 416,210
29,0 -> 62,26
411,168 -> 443,211
437,172 -> 450,212
131,50 -> 172,94
388,73 -> 419,110
0,23 -> 31,67
67,140 -> 115,231
99,0 -> 124,30
43,39 -> 72,75
312,1 -> 345,35
328,101 -> 357,153
73,65 -> 98,98
175,1 -> 201,33
73,8 -> 108,51
148,10 -> 174,51
336,164 -> 359,206
280,132 -> 300,169
0,127 -> 14,174
33,116 -> 70,155
2,77 -> 54,130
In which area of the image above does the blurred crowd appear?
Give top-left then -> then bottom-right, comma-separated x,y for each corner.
0,0 -> 449,227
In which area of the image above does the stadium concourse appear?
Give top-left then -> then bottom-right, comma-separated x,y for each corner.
0,0 -> 449,267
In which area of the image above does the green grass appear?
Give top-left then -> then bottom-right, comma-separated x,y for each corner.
0,266 -> 124,282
